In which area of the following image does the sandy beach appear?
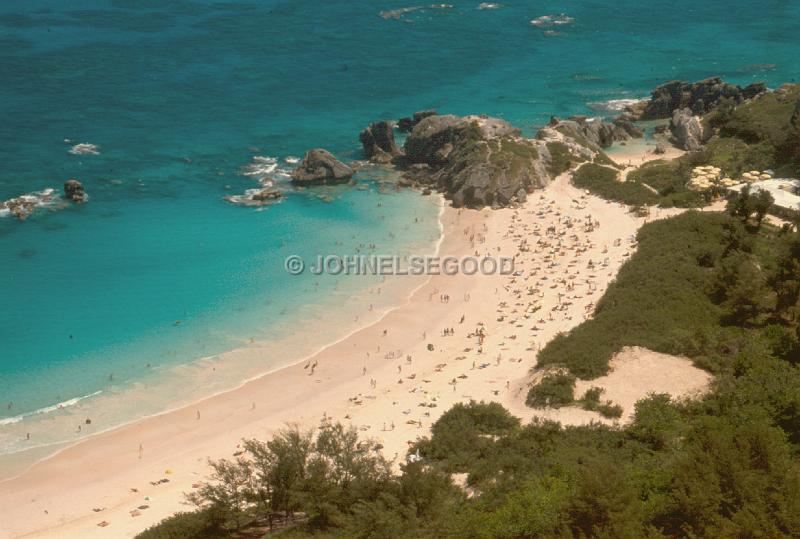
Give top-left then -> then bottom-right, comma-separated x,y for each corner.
0,165 -> 710,538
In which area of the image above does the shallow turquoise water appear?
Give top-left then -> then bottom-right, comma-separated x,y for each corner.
1,0 -> 798,450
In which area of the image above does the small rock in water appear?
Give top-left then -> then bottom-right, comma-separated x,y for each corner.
64,179 -> 87,203
68,143 -> 100,155
290,149 -> 354,185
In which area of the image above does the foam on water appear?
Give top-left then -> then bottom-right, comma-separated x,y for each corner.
588,98 -> 647,113
240,156 -> 279,178
0,391 -> 102,427
67,143 -> 100,155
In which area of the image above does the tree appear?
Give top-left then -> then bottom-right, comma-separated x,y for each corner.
627,393 -> 683,451
186,456 -> 253,532
752,188 -> 774,227
242,426 -> 313,524
709,251 -> 776,325
302,423 -> 391,529
526,372 -> 576,408
774,225 -> 800,328
727,185 -> 774,230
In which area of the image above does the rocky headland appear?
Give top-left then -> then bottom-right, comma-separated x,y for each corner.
285,76 -> 797,211
619,77 -> 769,152
390,111 -> 638,208
636,77 -> 766,120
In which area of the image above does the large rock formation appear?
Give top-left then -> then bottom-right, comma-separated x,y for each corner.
290,149 -> 354,185
397,110 -> 438,133
404,115 -> 520,164
391,109 -> 640,209
543,116 -> 641,151
63,179 -> 87,203
359,121 -> 401,163
400,115 -> 544,208
669,108 -> 711,151
641,77 -> 766,120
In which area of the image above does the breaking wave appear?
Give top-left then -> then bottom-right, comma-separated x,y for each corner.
0,390 -> 102,426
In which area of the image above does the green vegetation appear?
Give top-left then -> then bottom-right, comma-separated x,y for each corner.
700,136 -> 775,177
545,141 -> 582,176
626,161 -> 705,207
577,387 -> 623,419
703,85 -> 800,176
525,372 -> 575,407
718,86 -> 799,148
592,150 -> 620,168
726,184 -> 774,230
138,509 -> 227,539
572,161 -> 706,209
418,401 -> 520,471
572,163 -> 660,206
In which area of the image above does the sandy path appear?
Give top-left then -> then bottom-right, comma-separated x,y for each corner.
0,172 -> 686,538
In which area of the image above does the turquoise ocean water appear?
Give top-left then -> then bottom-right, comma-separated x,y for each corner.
1,0 -> 798,460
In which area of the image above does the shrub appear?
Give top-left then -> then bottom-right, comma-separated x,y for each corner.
718,85 -> 800,147
572,163 -> 659,206
593,151 -> 620,168
578,387 -> 623,419
137,508 -> 227,539
418,401 -> 520,471
545,141 -> 578,176
625,161 -> 704,208
526,372 -> 576,407
703,136 -> 775,177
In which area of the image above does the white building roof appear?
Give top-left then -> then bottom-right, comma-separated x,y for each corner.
728,178 -> 800,212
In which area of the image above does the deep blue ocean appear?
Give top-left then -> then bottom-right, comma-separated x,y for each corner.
1,0 -> 798,457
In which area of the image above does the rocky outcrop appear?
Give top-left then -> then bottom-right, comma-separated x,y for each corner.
403,114 -> 466,165
290,149 -> 354,185
542,116 -> 641,151
641,77 -> 767,120
669,108 -> 711,151
404,115 -> 520,165
0,189 -> 58,220
63,179 -> 87,203
359,121 -> 401,163
397,110 -> 437,133
251,187 -> 283,202
612,116 -> 645,139
224,187 -> 284,207
399,115 -> 543,208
